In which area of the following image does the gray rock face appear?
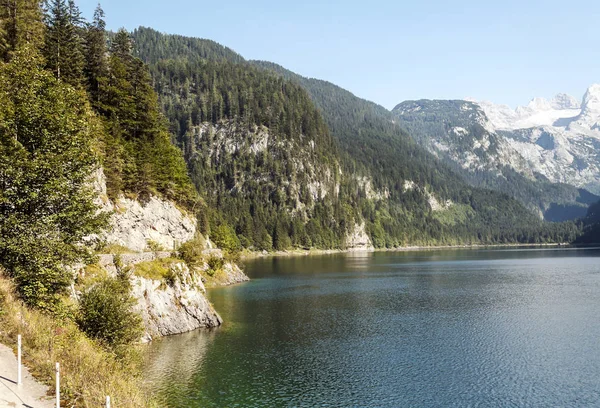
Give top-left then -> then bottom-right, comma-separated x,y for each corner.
93,168 -> 196,252
392,99 -> 600,221
345,223 -> 374,251
130,262 -> 222,342
107,197 -> 196,252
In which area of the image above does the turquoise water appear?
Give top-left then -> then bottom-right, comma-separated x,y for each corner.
145,248 -> 600,407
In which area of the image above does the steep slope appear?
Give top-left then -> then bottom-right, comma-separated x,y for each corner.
132,29 -> 363,250
391,99 -> 598,221
474,86 -> 600,195
247,62 -> 581,245
131,28 -> 581,247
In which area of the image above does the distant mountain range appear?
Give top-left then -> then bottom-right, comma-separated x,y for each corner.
392,86 -> 600,221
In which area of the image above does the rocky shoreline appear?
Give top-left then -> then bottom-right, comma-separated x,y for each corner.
241,242 -> 572,260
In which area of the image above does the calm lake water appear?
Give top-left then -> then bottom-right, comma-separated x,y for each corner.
145,248 -> 600,407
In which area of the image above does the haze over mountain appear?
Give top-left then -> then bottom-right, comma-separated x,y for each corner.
392,84 -> 600,222
473,85 -> 600,193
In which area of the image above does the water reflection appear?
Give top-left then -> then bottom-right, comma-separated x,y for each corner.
145,248 -> 600,407
144,329 -> 218,402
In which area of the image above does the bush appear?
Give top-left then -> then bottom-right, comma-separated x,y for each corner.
0,274 -> 155,407
206,256 -> 224,277
77,277 -> 143,349
178,235 -> 207,268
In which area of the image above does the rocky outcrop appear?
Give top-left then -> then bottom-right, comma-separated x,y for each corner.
130,262 -> 222,342
93,168 -> 196,252
345,223 -> 374,251
198,248 -> 250,286
88,169 -> 248,341
105,197 -> 195,252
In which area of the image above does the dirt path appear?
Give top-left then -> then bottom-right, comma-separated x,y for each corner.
0,343 -> 53,408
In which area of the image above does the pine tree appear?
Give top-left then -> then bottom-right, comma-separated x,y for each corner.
43,0 -> 84,86
111,28 -> 132,60
83,3 -> 106,102
0,0 -> 44,61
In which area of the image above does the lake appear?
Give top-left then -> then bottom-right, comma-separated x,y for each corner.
144,248 -> 600,407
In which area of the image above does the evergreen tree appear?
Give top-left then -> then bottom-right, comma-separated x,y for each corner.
0,0 -> 44,61
43,0 -> 85,86
83,3 -> 106,102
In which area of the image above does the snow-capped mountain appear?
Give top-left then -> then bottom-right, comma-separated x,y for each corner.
391,86 -> 600,221
472,85 -> 600,194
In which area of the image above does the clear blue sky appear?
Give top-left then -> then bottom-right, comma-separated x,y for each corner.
77,0 -> 600,109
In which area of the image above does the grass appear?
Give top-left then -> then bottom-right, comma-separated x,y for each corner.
132,258 -> 180,281
96,243 -> 136,254
75,263 -> 110,290
0,273 -> 157,407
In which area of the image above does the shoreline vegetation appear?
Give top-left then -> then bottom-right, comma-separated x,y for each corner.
0,274 -> 157,408
240,242 -> 579,260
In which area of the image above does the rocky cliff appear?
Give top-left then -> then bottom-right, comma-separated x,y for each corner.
345,223 -> 374,251
129,262 -> 222,342
392,99 -> 599,221
88,168 -> 248,340
93,169 -> 196,252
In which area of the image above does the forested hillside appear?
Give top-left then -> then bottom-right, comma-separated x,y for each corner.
131,28 -> 581,247
132,28 -> 360,250
0,2 -> 199,305
250,61 -> 582,244
575,200 -> 600,244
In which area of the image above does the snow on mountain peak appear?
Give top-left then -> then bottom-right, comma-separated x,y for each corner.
570,84 -> 600,131
581,84 -> 600,112
474,89 -> 592,131
527,97 -> 552,111
551,93 -> 580,110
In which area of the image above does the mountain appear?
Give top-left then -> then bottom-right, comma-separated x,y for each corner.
473,86 -> 600,194
130,27 -> 581,248
391,99 -> 599,221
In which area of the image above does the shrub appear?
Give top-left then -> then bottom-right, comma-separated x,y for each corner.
0,274 -> 155,407
206,256 -> 224,277
77,277 -> 143,349
146,240 -> 164,252
178,235 -> 207,268
132,258 -> 179,281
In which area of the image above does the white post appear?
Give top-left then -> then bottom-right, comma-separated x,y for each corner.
55,362 -> 60,408
106,395 -> 111,408
17,335 -> 22,386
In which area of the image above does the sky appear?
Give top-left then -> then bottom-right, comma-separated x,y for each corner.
77,0 -> 600,110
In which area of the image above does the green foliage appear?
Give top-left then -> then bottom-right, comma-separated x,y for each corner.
178,235 -> 207,269
206,256 -> 224,277
574,200 -> 600,244
131,258 -> 179,281
0,45 -> 108,309
0,0 -> 44,61
77,277 -> 143,349
146,240 -> 164,252
253,61 -> 582,246
132,30 -> 354,250
210,223 -> 241,253
83,28 -> 197,207
43,0 -> 85,86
